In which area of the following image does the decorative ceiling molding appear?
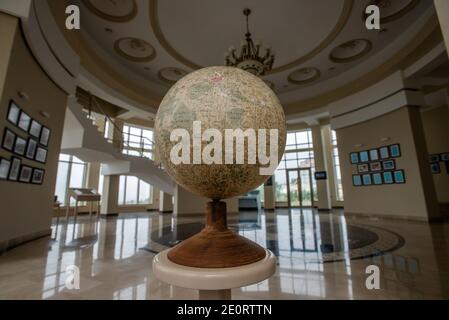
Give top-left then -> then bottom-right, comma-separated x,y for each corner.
158,67 -> 188,85
82,0 -> 137,22
113,37 -> 156,62
363,0 -> 420,24
288,67 -> 321,85
149,0 -> 354,75
329,39 -> 373,63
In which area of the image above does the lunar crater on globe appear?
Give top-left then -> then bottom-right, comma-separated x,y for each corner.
155,66 -> 286,200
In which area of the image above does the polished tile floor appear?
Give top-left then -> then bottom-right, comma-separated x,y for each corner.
0,209 -> 449,300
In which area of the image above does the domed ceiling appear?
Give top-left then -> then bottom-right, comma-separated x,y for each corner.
66,0 -> 433,106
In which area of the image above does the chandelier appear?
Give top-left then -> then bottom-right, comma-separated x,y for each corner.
224,8 -> 275,76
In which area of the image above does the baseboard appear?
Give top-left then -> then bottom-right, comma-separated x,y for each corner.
0,229 -> 52,254
344,211 -> 442,223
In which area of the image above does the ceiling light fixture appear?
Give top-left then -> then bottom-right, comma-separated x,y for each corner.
224,8 -> 275,76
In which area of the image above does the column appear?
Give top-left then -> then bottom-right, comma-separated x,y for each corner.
159,191 -> 173,213
87,162 -> 101,190
311,125 -> 332,210
100,118 -> 123,216
434,0 -> 449,58
263,176 -> 276,210
100,176 -> 120,216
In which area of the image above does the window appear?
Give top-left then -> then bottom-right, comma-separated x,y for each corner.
274,130 -> 317,204
54,154 -> 88,206
118,176 -> 152,205
122,124 -> 154,159
331,130 -> 344,201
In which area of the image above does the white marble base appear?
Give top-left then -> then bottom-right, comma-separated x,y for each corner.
153,249 -> 276,299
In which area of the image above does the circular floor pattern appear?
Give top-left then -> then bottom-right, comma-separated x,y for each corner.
149,220 -> 404,263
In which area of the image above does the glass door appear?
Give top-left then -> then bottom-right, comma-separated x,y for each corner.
287,170 -> 300,207
287,168 -> 314,208
299,169 -> 313,207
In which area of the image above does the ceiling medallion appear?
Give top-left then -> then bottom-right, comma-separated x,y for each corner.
82,0 -> 137,22
158,67 -> 188,85
224,8 -> 275,77
363,0 -> 420,24
287,67 -> 321,85
114,37 -> 156,62
329,39 -> 372,63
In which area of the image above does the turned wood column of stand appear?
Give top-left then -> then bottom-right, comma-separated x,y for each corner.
167,200 -> 266,268
206,200 -> 227,231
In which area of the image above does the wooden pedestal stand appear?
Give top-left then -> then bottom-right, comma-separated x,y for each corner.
167,200 -> 266,268
153,200 -> 276,300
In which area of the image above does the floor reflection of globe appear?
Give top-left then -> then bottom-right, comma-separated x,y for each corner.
155,66 -> 286,200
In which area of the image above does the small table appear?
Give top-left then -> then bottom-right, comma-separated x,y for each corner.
66,188 -> 101,224
153,249 -> 276,300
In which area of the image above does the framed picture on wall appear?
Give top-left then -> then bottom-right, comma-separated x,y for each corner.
40,126 -> 51,147
31,168 -> 45,185
362,174 -> 372,186
18,165 -> 33,183
35,147 -> 47,163
8,157 -> 21,181
394,170 -> 406,184
429,154 -> 440,162
372,173 -> 383,185
352,175 -> 362,186
0,157 -> 11,180
359,151 -> 369,163
369,149 -> 379,161
383,171 -> 394,184
379,146 -> 390,159
369,162 -> 382,172
25,138 -> 38,160
350,152 -> 359,164
29,120 -> 42,139
389,144 -> 401,158
2,128 -> 16,152
430,162 -> 441,174
441,153 -> 449,162
7,100 -> 21,126
18,111 -> 32,132
383,160 -> 396,171
357,163 -> 369,173
13,136 -> 27,156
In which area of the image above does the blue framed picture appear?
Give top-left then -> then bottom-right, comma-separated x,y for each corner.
359,151 -> 369,163
394,170 -> 406,184
430,162 -> 440,174
369,149 -> 379,161
383,171 -> 394,184
379,147 -> 390,159
390,144 -> 401,158
429,154 -> 440,162
441,153 -> 449,162
382,160 -> 396,171
352,175 -> 362,186
372,173 -> 383,185
362,174 -> 372,186
350,152 -> 359,164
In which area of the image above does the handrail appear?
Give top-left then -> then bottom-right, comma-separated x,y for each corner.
82,92 -> 156,161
